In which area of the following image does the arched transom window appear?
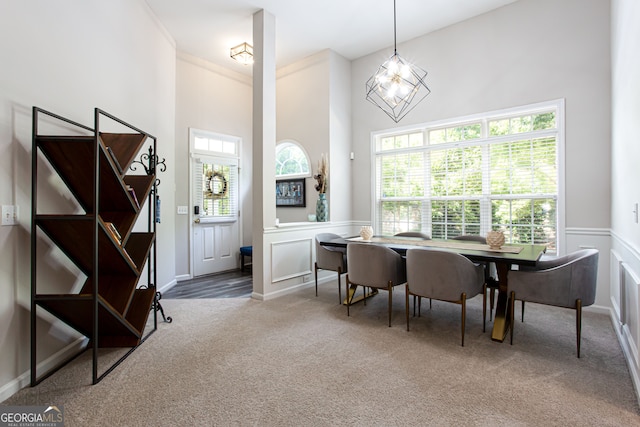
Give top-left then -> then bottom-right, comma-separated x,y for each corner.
276,141 -> 311,178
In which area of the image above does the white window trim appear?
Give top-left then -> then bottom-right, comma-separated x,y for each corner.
370,99 -> 566,254
188,128 -> 242,225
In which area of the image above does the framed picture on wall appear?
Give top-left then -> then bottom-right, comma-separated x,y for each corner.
276,178 -> 306,207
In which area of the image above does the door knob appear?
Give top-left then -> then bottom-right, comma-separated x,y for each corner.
194,218 -> 200,224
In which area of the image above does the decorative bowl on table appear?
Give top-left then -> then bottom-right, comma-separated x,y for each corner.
360,226 -> 374,241
486,230 -> 505,249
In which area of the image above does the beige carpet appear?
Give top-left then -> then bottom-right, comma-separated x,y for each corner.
4,284 -> 640,426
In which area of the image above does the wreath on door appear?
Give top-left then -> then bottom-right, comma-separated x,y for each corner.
205,170 -> 228,199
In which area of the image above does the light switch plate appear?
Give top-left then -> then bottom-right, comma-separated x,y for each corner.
2,205 -> 18,226
177,205 -> 188,215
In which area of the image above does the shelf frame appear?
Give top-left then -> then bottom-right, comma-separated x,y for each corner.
31,107 -> 161,386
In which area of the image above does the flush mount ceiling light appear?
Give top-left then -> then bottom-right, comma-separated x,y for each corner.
365,0 -> 430,123
230,42 -> 253,65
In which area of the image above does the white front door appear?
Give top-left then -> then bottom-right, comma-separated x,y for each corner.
192,155 -> 240,277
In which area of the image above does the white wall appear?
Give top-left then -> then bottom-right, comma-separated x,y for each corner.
174,53 -> 253,278
610,0 -> 640,400
0,0 -> 176,400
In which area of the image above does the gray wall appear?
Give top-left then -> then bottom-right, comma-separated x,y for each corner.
349,0 -> 612,309
350,0 -> 611,231
276,51 -> 331,223
275,50 -> 353,224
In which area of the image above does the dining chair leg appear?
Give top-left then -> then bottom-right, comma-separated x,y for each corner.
461,293 -> 467,347
405,285 -> 410,331
509,291 -> 516,345
521,300 -> 525,322
413,295 -> 417,317
482,283 -> 487,333
576,298 -> 582,358
388,281 -> 393,327
337,267 -> 342,304
314,263 -> 319,297
346,275 -> 351,317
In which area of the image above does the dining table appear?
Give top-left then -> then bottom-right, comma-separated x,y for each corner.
320,235 -> 547,342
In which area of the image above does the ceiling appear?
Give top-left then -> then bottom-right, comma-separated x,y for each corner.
145,0 -> 519,75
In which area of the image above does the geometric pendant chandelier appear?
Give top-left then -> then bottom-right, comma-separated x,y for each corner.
365,0 -> 430,123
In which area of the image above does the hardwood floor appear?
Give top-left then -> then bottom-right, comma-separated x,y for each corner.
162,269 -> 252,299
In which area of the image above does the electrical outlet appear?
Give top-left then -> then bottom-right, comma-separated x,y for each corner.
2,205 -> 18,226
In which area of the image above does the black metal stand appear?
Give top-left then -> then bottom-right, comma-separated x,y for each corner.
131,145 -> 172,323
155,291 -> 173,323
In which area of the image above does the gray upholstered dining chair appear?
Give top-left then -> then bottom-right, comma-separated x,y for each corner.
453,234 -> 499,320
315,233 -> 347,304
507,248 -> 599,358
345,242 -> 406,326
395,231 -> 431,239
405,248 -> 487,346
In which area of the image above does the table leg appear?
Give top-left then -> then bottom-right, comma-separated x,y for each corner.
491,262 -> 512,342
343,284 -> 378,305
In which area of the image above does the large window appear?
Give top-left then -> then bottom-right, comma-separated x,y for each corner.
374,101 -> 562,253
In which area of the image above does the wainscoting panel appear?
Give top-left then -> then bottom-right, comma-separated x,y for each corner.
622,262 -> 640,368
611,232 -> 640,406
611,250 -> 623,325
271,238 -> 313,283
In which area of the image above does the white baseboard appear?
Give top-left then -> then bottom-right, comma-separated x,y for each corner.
158,278 -> 177,294
254,281 -> 314,301
175,274 -> 191,282
584,304 -> 611,316
0,337 -> 87,403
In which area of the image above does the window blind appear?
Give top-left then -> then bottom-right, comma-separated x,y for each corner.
194,156 -> 238,220
374,104 -> 559,251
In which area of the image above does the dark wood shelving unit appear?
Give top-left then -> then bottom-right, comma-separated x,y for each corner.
31,107 -> 161,385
